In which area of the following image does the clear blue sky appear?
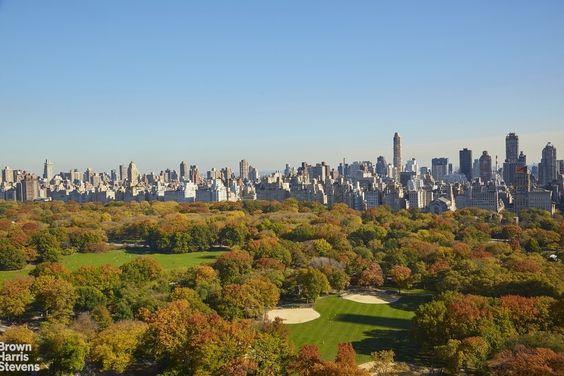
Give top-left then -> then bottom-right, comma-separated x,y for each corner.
1,1 -> 563,174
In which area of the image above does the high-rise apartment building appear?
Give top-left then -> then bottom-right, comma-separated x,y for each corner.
179,161 -> 188,181
459,148 -> 472,181
539,142 -> 557,186
70,169 -> 82,182
505,133 -> 519,163
221,167 -> 233,183
84,168 -> 94,183
503,151 -> 527,187
43,159 -> 54,180
249,166 -> 259,181
189,165 -> 200,184
119,165 -> 127,181
393,132 -> 402,172
375,156 -> 387,177
127,161 -> 140,185
514,165 -> 531,193
502,133 -> 525,186
431,158 -> 448,181
17,174 -> 39,201
309,162 -> 329,182
479,151 -> 492,182
1,166 -> 13,184
405,158 -> 418,174
239,159 -> 249,180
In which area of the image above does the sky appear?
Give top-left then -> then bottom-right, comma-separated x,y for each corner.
1,1 -> 563,174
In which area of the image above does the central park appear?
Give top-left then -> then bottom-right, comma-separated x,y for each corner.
0,200 -> 562,375
1,247 -> 430,366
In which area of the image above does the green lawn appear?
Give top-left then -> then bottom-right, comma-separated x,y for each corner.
288,294 -> 430,364
0,265 -> 34,285
0,249 -> 224,284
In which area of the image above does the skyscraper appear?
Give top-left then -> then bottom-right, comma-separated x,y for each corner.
239,159 -> 249,180
459,148 -> 472,181
393,132 -> 402,172
503,150 -> 527,187
70,169 -> 82,182
119,165 -> 127,181
1,166 -> 13,184
179,161 -> 188,181
505,133 -> 519,163
405,158 -> 418,174
431,158 -> 448,181
127,161 -> 140,185
539,142 -> 557,186
479,151 -> 492,182
43,159 -> 54,181
375,156 -> 387,177
84,168 -> 94,183
189,165 -> 200,184
17,174 -> 39,201
249,166 -> 259,181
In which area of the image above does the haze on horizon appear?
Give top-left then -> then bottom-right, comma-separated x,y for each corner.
1,1 -> 563,174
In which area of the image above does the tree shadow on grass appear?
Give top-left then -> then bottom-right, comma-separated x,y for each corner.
123,248 -> 221,259
352,329 -> 431,365
199,254 -> 220,260
352,329 -> 412,360
124,246 -> 154,254
334,314 -> 411,330
389,295 -> 432,312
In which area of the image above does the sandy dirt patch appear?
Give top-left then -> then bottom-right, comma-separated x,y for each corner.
341,290 -> 400,304
266,308 -> 320,324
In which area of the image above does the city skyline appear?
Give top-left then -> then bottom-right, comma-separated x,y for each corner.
1,1 -> 564,171
0,129 -> 560,175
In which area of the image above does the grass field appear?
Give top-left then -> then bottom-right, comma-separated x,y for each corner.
0,249 -> 224,284
288,294 -> 430,364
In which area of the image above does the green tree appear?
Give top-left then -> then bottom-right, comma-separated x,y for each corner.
189,224 -> 215,251
75,286 -> 107,311
90,320 -> 148,373
39,324 -> 89,375
217,283 -> 262,319
327,268 -> 350,293
252,319 -> 294,375
91,305 -> 113,329
119,256 -> 163,283
312,239 -> 332,256
32,275 -> 77,321
171,231 -> 192,253
32,230 -> 62,262
0,277 -> 34,320
295,268 -> 330,302
214,250 -> 253,284
218,224 -> 248,247
68,228 -> 108,253
436,337 -> 490,374
0,240 -> 27,270
31,262 -> 72,279
169,287 -> 212,313
413,299 -> 447,348
72,264 -> 122,294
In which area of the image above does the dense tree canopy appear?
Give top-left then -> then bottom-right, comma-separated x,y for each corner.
0,200 -> 561,374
